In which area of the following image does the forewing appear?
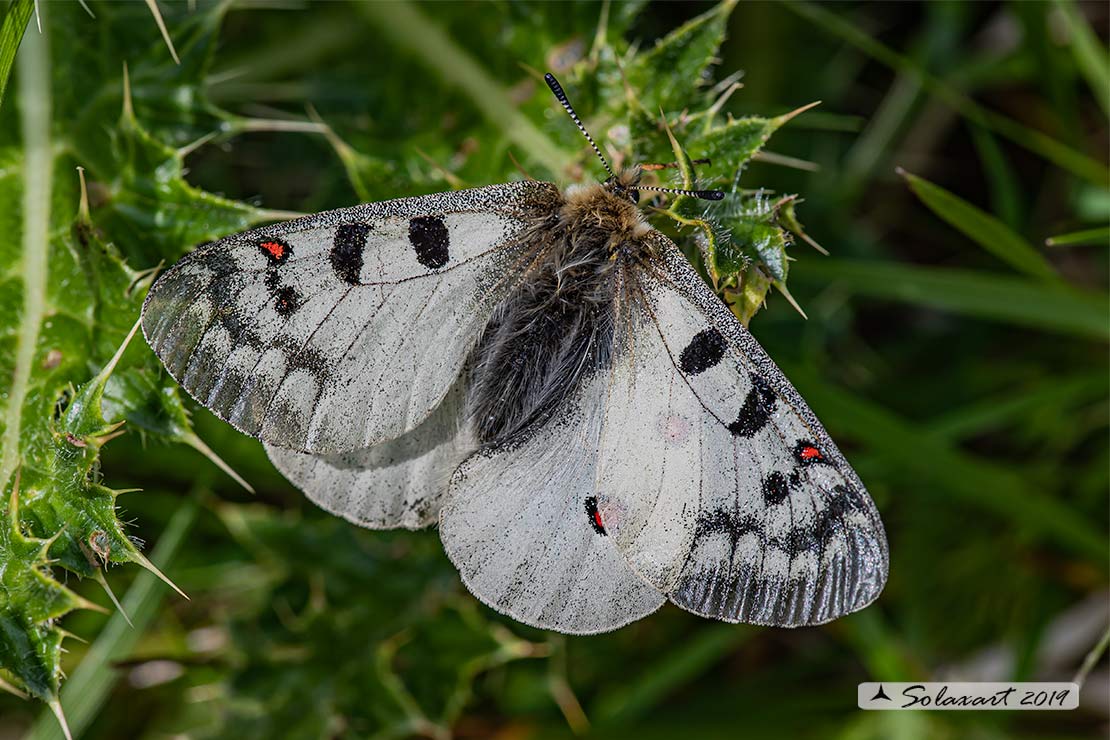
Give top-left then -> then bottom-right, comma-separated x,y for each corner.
597,238 -> 888,627
439,372 -> 666,635
142,181 -> 558,453
265,376 -> 474,530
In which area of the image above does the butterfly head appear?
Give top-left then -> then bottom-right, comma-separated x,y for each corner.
544,73 -> 724,205
604,168 -> 644,204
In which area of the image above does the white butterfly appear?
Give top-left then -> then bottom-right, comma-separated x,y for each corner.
141,74 -> 887,634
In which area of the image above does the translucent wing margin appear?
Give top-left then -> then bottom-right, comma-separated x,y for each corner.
142,181 -> 559,454
264,376 -> 474,530
596,237 -> 888,627
439,372 -> 666,635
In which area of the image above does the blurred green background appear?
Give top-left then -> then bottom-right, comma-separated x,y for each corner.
0,1 -> 1107,739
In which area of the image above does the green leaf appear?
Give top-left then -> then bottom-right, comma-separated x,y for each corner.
0,1 -> 270,713
0,0 -> 31,109
1045,225 -> 1110,248
1052,0 -> 1110,118
899,168 -> 1059,281
0,478 -> 96,702
625,0 -> 738,113
786,0 -> 1110,186
26,501 -> 198,740
687,117 -> 777,182
594,625 -> 751,725
212,505 -> 545,738
358,0 -> 573,179
796,259 -> 1108,340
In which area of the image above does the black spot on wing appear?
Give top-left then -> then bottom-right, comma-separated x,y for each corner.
273,285 -> 300,316
694,507 -> 764,551
726,375 -> 777,437
409,216 -> 450,269
679,327 -> 726,375
331,223 -> 369,284
762,471 -> 790,505
788,484 -> 866,556
584,496 -> 606,535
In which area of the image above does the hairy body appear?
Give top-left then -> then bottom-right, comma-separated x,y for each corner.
467,173 -> 651,445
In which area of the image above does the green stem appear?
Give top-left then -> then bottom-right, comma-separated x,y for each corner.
358,0 -> 572,179
0,3 -> 50,497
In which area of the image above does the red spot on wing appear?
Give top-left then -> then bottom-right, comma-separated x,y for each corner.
259,239 -> 290,263
800,445 -> 822,461
594,510 -> 604,529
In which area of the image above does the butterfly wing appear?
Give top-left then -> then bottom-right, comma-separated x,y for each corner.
439,372 -> 666,634
142,181 -> 558,454
264,376 -> 474,530
596,236 -> 888,627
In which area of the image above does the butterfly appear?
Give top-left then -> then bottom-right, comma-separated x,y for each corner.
141,73 -> 888,634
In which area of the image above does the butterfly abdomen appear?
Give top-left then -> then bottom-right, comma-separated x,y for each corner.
467,185 -> 647,446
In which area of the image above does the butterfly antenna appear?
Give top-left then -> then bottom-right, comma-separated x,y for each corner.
544,72 -> 615,179
639,185 -> 725,201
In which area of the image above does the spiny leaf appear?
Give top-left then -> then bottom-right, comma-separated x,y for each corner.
624,0 -> 738,114
0,474 -> 96,702
0,0 -> 272,706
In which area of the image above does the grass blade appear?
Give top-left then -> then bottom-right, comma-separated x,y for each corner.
1052,0 -> 1110,118
593,625 -> 751,725
796,259 -> 1108,340
1045,226 -> 1110,248
358,0 -> 572,178
898,168 -> 1058,281
0,0 -> 32,109
785,1 -> 1110,186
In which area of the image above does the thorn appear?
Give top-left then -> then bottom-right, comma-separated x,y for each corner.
774,100 -> 822,126
182,432 -> 255,494
77,0 -> 95,18
589,0 -> 611,64
93,570 -> 132,627
121,62 -> 134,120
176,130 -> 218,159
33,0 -> 40,33
707,81 -> 743,122
0,676 -> 28,699
255,208 -> 307,222
76,167 -> 90,222
75,594 -> 111,615
413,147 -> 466,189
91,317 -> 142,391
709,68 -> 745,97
94,424 -> 128,446
797,231 -> 829,256
55,628 -> 87,645
775,281 -> 809,320
506,150 -> 536,181
894,166 -> 908,177
48,696 -> 74,740
144,0 -> 181,65
133,549 -> 189,600
8,468 -> 22,527
752,150 -> 820,172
